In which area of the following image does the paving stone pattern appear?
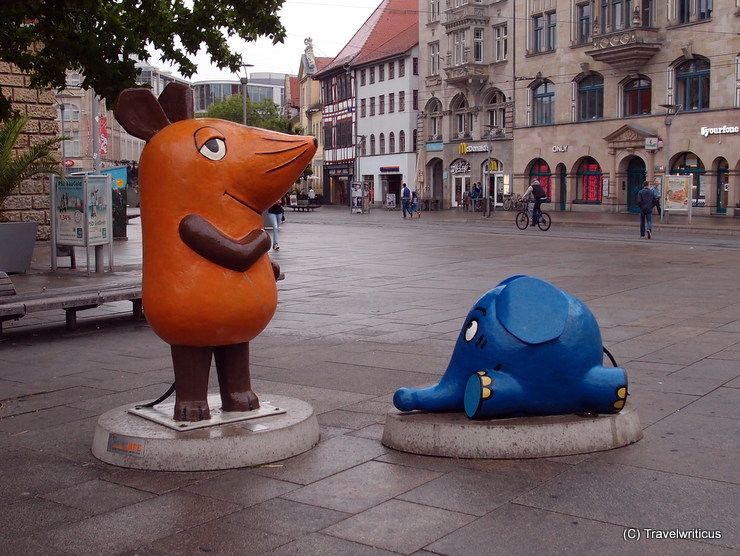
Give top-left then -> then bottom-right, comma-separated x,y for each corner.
1,207 -> 738,555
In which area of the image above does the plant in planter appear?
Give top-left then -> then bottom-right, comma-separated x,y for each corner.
0,113 -> 65,272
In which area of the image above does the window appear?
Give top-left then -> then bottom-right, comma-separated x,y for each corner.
547,12 -> 557,50
379,133 -> 385,154
673,152 -> 706,206
370,134 -> 376,155
598,0 -> 654,31
473,28 -> 484,62
398,59 -> 405,77
379,64 -> 385,82
577,3 -> 590,44
452,30 -> 467,65
370,96 -> 376,116
430,42 -> 440,75
676,58 -> 710,110
533,15 -> 544,53
389,92 -> 395,113
360,69 -> 366,86
62,103 -> 80,122
576,157 -> 603,202
64,130 -> 80,157
399,91 -> 406,111
430,0 -> 440,22
361,98 -> 367,117
494,24 -> 508,62
337,73 -> 351,100
413,57 -> 419,75
623,77 -> 651,116
389,62 -> 394,80
399,130 -> 406,152
412,90 -> 419,111
428,99 -> 443,140
389,132 -> 395,153
452,95 -> 472,138
412,129 -> 418,152
379,95 -> 385,115
578,74 -> 604,120
323,123 -> 333,149
530,159 -> 552,197
321,80 -> 332,104
370,67 -> 375,84
532,82 -> 554,125
337,119 -> 352,147
485,89 -> 507,131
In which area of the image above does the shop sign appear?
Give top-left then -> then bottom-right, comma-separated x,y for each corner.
644,137 -> 660,151
552,145 -> 569,152
380,166 -> 399,172
700,125 -> 739,137
427,142 -> 444,151
458,143 -> 489,154
450,160 -> 471,174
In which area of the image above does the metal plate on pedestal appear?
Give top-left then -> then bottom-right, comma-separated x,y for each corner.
128,393 -> 286,432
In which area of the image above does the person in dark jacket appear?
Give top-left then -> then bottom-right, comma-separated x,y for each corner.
637,181 -> 655,239
521,179 -> 548,227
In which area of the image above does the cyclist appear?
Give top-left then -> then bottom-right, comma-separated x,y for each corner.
520,179 -> 548,227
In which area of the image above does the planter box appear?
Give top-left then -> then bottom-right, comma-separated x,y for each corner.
0,221 -> 39,273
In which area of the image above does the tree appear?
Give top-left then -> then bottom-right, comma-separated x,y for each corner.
205,95 -> 301,134
0,0 -> 286,121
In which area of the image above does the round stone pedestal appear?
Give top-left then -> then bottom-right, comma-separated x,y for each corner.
382,404 -> 642,458
92,394 -> 320,471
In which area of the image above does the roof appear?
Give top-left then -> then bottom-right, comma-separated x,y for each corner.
314,0 -> 418,78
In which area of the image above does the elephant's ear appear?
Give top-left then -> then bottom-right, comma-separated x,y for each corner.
496,276 -> 568,345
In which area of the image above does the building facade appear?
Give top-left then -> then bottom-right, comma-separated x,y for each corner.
418,0 -> 740,215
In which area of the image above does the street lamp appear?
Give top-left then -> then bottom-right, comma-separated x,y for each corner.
240,63 -> 254,125
658,103 -> 682,222
482,124 -> 499,217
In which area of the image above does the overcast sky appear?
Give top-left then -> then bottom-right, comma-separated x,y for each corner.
156,0 -> 380,81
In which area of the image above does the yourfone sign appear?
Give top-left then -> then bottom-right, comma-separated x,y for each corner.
458,143 -> 489,154
700,125 -> 739,137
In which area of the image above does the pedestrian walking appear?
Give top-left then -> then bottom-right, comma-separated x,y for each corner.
267,200 -> 284,249
401,183 -> 412,218
637,181 -> 655,239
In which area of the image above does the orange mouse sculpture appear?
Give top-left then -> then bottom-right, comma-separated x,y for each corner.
115,83 -> 317,421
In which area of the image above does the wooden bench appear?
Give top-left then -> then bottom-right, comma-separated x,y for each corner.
289,199 -> 321,212
0,271 -> 143,334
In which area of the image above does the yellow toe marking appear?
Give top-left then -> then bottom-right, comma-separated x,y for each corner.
616,387 -> 627,399
477,371 -> 486,376
481,375 -> 492,387
482,387 -> 492,399
613,399 -> 625,410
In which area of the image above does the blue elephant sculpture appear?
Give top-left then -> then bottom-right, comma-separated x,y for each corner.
393,275 -> 628,419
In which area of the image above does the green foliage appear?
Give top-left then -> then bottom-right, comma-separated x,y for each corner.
0,114 -> 65,217
0,0 -> 286,121
205,95 -> 299,134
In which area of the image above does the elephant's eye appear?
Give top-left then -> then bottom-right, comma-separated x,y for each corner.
464,319 -> 479,342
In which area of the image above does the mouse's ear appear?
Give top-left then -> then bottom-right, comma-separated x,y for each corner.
115,88 -> 170,141
158,83 -> 194,123
495,276 -> 568,344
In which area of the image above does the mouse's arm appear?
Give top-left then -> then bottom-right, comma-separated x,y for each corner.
179,214 -> 271,272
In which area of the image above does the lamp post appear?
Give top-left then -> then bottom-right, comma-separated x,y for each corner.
482,124 -> 498,217
240,63 -> 254,125
658,103 -> 682,223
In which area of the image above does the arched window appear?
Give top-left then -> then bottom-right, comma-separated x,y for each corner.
484,89 -> 507,133
532,82 -> 554,126
399,130 -> 406,152
576,157 -> 603,202
370,134 -> 376,155
427,99 -> 443,141
379,133 -> 385,154
389,132 -> 395,153
451,94 -> 472,138
529,159 -> 552,197
673,152 -> 706,207
578,74 -> 603,120
675,58 -> 710,111
412,129 -> 418,151
623,77 -> 651,116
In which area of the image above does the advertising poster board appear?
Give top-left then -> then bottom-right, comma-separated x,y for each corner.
86,175 -> 111,246
54,176 -> 86,246
663,175 -> 690,212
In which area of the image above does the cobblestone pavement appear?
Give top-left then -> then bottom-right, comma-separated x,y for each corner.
1,207 -> 738,555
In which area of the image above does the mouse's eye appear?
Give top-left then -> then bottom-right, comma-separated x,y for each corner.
464,319 -> 479,342
199,137 -> 226,161
194,127 -> 226,161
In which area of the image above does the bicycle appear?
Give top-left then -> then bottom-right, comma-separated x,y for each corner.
502,194 -> 525,211
515,200 -> 551,231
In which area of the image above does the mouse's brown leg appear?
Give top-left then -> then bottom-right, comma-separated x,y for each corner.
214,342 -> 260,412
171,344 -> 213,421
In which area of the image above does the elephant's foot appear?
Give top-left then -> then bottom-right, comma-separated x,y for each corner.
221,390 -> 260,413
174,399 -> 211,422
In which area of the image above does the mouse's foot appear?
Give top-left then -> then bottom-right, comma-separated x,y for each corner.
174,400 -> 211,422
221,390 -> 260,413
